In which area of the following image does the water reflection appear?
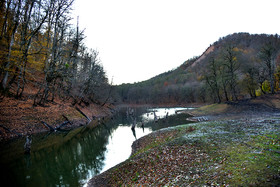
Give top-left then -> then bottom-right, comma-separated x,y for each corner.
0,107 -> 192,186
131,127 -> 137,139
0,121 -> 114,186
100,125 -> 151,174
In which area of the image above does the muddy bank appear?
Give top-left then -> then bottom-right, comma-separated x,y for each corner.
0,96 -> 114,142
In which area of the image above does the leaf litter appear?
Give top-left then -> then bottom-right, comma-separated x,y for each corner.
88,113 -> 280,186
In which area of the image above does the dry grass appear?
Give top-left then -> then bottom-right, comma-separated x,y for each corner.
190,103 -> 229,116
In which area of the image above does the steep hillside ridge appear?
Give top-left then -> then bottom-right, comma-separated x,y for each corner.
190,45 -> 215,68
116,33 -> 280,105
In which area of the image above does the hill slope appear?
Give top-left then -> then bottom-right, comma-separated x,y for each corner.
115,33 -> 280,104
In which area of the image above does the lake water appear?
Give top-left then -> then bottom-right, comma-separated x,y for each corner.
0,107 -> 192,186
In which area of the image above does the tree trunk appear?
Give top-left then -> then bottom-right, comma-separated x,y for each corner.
1,0 -> 22,90
75,107 -> 91,122
269,59 -> 275,94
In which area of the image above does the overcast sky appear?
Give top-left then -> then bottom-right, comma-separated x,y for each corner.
72,0 -> 280,85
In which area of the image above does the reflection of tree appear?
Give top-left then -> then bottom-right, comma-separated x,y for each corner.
26,125 -> 112,186
131,127 -> 136,139
144,113 -> 192,131
1,119 -> 121,186
0,108 -> 193,186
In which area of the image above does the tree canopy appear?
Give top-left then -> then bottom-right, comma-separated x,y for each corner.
116,33 -> 280,104
0,0 -> 112,106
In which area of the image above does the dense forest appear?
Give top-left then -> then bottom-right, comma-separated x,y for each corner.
0,0 -> 111,106
116,33 -> 280,104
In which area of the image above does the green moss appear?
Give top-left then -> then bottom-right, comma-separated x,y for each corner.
107,120 -> 280,186
174,123 -> 280,186
208,133 -> 280,186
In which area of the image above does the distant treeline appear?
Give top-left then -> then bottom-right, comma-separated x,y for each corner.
0,0 -> 112,106
115,33 -> 280,104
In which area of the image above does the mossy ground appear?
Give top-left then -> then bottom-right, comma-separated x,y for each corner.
89,116 -> 280,186
89,95 -> 280,186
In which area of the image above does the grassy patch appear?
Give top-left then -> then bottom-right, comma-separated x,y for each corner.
217,133 -> 280,186
100,120 -> 280,186
187,128 -> 280,186
191,103 -> 229,116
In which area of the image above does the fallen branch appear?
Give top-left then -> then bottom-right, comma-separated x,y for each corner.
0,124 -> 21,136
24,136 -> 32,154
75,107 -> 91,122
55,121 -> 70,130
42,131 -> 52,139
41,121 -> 55,131
62,115 -> 73,125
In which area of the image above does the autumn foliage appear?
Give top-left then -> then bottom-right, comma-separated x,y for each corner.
116,33 -> 280,104
0,0 -> 111,106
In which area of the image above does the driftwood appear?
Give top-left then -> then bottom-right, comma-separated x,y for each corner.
42,131 -> 52,139
75,107 -> 91,122
41,120 -> 71,132
24,136 -> 32,154
41,121 -> 55,131
131,118 -> 136,130
0,124 -> 21,136
55,121 -> 70,130
62,115 -> 73,125
153,111 -> 158,122
186,117 -> 209,122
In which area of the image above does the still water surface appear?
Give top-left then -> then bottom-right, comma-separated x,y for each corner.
0,107 -> 191,186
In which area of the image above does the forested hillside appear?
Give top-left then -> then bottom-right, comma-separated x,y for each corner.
0,0 -> 111,106
116,33 -> 280,104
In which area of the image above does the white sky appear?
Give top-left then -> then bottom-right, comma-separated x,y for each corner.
72,0 -> 280,85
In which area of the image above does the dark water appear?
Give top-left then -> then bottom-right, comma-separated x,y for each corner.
0,107 -> 192,186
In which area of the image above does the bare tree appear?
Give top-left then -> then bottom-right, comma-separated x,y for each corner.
35,0 -> 74,105
1,0 -> 22,90
205,57 -> 221,103
259,42 -> 277,94
0,0 -> 49,97
223,45 -> 239,101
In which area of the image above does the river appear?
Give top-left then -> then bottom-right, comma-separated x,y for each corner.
0,107 -> 192,186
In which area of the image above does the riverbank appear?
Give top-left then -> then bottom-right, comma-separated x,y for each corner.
88,94 -> 280,186
0,96 -> 113,142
